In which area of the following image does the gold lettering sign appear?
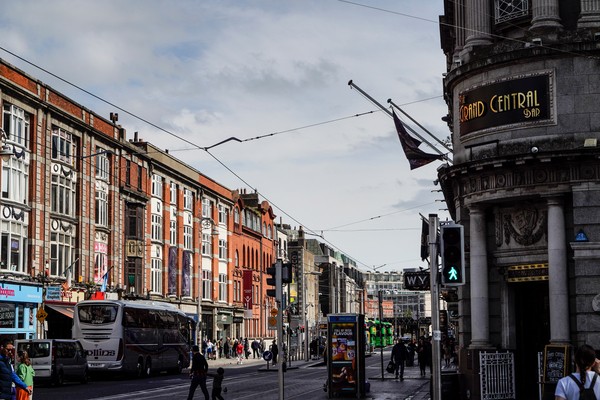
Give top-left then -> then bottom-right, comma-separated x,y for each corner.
506,263 -> 548,283
459,73 -> 551,135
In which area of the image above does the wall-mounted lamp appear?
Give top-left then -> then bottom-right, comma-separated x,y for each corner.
531,146 -> 539,154
584,138 -> 598,148
0,128 -> 13,162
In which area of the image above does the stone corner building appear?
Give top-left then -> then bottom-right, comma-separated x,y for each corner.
437,0 -> 600,398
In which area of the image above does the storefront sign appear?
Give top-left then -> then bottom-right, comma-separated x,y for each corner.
404,271 -> 430,290
45,286 -> 62,301
459,73 -> 552,135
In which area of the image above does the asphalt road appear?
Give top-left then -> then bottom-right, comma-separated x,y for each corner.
33,348 -> 432,399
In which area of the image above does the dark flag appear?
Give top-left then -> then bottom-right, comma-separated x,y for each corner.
392,110 -> 443,170
420,218 -> 429,261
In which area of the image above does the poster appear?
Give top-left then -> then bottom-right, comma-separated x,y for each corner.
329,315 -> 358,395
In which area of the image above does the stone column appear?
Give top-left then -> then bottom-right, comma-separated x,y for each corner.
464,0 -> 492,48
578,0 -> 600,28
469,205 -> 491,348
547,197 -> 570,343
530,0 -> 563,32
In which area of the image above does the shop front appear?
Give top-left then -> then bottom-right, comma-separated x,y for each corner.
0,280 -> 42,340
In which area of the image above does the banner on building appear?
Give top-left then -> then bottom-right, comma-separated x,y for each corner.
243,269 -> 253,310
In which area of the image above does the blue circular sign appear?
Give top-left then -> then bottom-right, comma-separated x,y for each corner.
263,350 -> 273,361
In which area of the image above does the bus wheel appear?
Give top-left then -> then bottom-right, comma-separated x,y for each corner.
145,357 -> 152,376
136,357 -> 145,378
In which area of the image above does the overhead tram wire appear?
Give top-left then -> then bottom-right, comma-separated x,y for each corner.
0,46 -> 383,270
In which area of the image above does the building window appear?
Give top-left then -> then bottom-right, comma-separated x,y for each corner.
170,207 -> 177,245
218,204 -> 227,224
95,185 -> 108,227
137,165 -> 142,190
51,127 -> 76,166
202,198 -> 212,218
235,251 -> 239,268
50,230 -> 75,277
0,220 -> 27,273
202,233 -> 212,256
3,104 -> 29,148
184,225 -> 193,250
51,173 -> 76,217
233,207 -> 240,225
202,269 -> 211,300
151,256 -> 162,294
495,0 -> 529,24
151,213 -> 162,241
126,205 -> 144,239
95,149 -> 110,181
183,188 -> 193,211
218,239 -> 227,260
1,157 -> 28,204
170,182 -> 177,205
151,174 -> 163,198
263,222 -> 267,236
218,273 -> 227,301
125,160 -> 131,186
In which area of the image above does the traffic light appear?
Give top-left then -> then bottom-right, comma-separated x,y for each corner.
281,262 -> 292,284
440,224 -> 465,286
266,260 -> 282,301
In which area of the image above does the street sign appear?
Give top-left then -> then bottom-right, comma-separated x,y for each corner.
270,308 -> 278,317
268,316 -> 277,330
263,350 -> 273,361
36,307 -> 48,322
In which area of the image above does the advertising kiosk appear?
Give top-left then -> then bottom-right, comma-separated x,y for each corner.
326,314 -> 366,398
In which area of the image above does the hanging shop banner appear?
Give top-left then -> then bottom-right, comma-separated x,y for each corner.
168,247 -> 177,294
182,251 -> 191,297
459,72 -> 552,135
243,270 -> 253,310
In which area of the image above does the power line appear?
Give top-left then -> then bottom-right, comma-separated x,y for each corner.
0,46 -> 405,271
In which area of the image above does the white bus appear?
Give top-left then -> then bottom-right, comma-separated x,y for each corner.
72,299 -> 193,376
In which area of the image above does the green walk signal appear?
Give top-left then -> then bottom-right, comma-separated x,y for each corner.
440,224 -> 465,286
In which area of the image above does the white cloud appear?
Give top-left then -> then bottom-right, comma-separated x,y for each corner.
1,0 -> 451,271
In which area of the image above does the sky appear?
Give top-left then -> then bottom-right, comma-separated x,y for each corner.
0,0 -> 451,273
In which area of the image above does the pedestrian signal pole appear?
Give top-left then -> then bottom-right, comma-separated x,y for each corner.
429,214 -> 442,400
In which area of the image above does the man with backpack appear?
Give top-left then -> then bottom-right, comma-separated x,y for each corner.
555,345 -> 600,400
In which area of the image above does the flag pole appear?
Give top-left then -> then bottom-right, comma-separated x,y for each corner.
348,80 -> 447,158
388,99 -> 452,153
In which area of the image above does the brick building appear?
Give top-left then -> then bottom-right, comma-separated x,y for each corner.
0,58 -> 276,342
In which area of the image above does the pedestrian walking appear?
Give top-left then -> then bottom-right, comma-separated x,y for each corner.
391,338 -> 408,381
209,367 -> 226,400
0,340 -> 30,400
417,338 -> 427,377
235,341 -> 244,365
186,345 -> 209,400
251,339 -> 259,359
15,351 -> 33,400
270,340 -> 279,365
223,338 -> 230,359
555,344 -> 600,400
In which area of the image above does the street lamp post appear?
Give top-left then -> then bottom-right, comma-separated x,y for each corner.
197,217 -> 218,345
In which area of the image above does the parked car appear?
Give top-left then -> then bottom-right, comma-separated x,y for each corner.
14,339 -> 89,385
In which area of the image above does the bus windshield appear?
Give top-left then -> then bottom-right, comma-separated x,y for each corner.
77,304 -> 119,325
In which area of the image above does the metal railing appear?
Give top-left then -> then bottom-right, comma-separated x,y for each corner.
480,351 -> 516,400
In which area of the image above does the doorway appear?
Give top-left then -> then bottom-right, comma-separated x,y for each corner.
513,280 -> 550,399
